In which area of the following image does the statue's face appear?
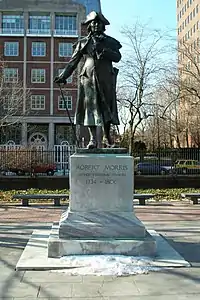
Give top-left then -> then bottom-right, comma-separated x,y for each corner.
90,19 -> 104,34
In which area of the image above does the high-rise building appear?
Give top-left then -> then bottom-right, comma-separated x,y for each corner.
73,0 -> 101,14
177,0 -> 199,49
176,0 -> 200,147
0,0 -> 88,150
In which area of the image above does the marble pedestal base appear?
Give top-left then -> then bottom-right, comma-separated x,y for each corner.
58,209 -> 146,239
48,223 -> 157,258
48,149 -> 157,258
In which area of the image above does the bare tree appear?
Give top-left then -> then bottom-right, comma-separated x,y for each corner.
0,60 -> 30,129
118,21 -> 173,154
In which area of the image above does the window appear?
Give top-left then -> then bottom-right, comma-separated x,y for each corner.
32,42 -> 46,56
3,68 -> 18,82
58,42 -> 73,57
2,96 -> 10,110
58,95 -> 72,110
4,42 -> 19,56
58,69 -> 73,83
31,69 -> 45,83
29,14 -> 51,34
2,14 -> 24,34
55,15 -> 77,35
31,95 -> 45,110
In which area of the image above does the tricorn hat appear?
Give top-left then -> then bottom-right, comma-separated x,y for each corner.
82,11 -> 110,25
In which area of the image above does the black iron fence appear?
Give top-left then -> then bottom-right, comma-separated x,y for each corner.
1,148 -> 200,177
134,148 -> 200,176
0,148 -> 75,177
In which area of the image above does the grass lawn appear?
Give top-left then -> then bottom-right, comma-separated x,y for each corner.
0,189 -> 69,204
0,188 -> 200,203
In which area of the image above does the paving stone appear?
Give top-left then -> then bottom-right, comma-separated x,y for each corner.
82,275 -> 114,283
1,204 -> 200,299
38,283 -> 72,298
133,272 -> 200,296
108,295 -> 200,300
71,282 -> 103,298
100,279 -> 139,297
0,281 -> 39,298
13,298 -> 48,300
22,271 -> 82,283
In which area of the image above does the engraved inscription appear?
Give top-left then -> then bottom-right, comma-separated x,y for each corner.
103,165 -> 128,172
76,164 -> 100,171
76,163 -> 129,185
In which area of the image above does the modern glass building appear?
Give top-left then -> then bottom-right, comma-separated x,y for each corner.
73,0 -> 101,14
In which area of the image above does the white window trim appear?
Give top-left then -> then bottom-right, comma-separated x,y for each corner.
58,42 -> 73,57
31,42 -> 46,57
58,95 -> 72,111
3,96 -> 10,110
31,95 -> 45,110
4,41 -> 19,56
3,68 -> 18,83
58,69 -> 72,83
31,69 -> 46,83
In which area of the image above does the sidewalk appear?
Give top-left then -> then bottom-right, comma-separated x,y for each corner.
0,202 -> 200,299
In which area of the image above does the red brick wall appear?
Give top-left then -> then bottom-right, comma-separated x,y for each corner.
54,37 -> 77,62
26,62 -> 50,88
0,37 -> 24,61
27,89 -> 50,116
2,61 -> 23,81
53,89 -> 77,115
27,37 -> 51,62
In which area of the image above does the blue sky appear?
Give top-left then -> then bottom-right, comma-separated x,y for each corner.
101,0 -> 177,43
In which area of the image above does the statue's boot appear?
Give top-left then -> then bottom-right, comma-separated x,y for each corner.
103,139 -> 117,148
87,139 -> 97,149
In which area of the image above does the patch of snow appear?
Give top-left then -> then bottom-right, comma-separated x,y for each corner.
51,255 -> 164,276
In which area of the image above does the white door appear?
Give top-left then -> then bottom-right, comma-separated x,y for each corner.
28,132 -> 47,150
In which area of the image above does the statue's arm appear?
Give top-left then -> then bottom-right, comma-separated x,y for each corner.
98,38 -> 122,63
55,42 -> 82,83
100,48 -> 121,62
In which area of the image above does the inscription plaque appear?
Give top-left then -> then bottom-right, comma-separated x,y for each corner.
70,154 -> 134,212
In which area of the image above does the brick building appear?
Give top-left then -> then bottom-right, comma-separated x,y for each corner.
176,0 -> 200,147
0,0 -> 101,149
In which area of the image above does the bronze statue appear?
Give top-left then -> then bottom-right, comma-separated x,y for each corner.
54,11 -> 122,149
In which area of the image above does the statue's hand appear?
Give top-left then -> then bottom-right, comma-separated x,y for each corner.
98,49 -> 105,59
95,41 -> 104,53
54,75 -> 66,84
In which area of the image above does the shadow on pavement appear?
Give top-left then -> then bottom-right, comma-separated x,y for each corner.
0,224 -> 63,298
164,237 -> 200,265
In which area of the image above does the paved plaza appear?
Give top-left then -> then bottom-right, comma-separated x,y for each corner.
0,201 -> 200,299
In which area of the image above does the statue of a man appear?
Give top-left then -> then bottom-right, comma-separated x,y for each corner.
54,11 -> 122,149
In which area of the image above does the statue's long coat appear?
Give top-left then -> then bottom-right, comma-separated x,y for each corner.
61,33 -> 122,126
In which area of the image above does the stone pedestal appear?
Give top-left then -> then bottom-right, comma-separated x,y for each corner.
48,149 -> 156,257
